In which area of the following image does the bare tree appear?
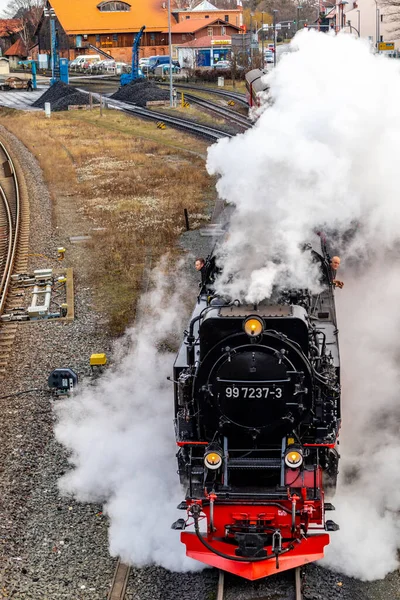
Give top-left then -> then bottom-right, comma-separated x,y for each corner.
3,0 -> 45,50
378,0 -> 400,39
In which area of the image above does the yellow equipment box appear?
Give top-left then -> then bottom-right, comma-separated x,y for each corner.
90,353 -> 107,366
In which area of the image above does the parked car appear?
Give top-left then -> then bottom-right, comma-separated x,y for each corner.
3,76 -> 28,90
154,64 -> 181,79
215,60 -> 231,69
147,55 -> 180,72
139,58 -> 151,67
94,59 -> 116,72
69,55 -> 101,71
265,51 -> 274,63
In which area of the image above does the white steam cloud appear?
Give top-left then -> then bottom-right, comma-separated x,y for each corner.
208,31 -> 400,301
55,263 -> 201,571
207,30 -> 400,579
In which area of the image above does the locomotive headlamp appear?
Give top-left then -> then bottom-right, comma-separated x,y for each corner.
284,446 -> 303,469
244,316 -> 264,337
204,445 -> 223,470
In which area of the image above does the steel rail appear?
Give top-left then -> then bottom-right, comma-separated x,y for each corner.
157,82 -> 247,104
107,559 -> 130,600
0,142 -> 20,316
217,570 -> 225,600
295,567 -> 302,600
180,92 -> 251,130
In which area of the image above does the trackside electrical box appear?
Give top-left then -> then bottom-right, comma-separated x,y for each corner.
48,368 -> 78,395
90,353 -> 107,366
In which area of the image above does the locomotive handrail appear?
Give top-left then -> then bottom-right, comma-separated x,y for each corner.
216,377 -> 291,384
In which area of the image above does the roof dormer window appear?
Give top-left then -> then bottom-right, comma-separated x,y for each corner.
98,1 -> 131,11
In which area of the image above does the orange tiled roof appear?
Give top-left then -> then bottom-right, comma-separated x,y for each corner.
49,0 -> 170,34
164,17 -> 239,33
0,19 -> 23,37
4,38 -> 27,56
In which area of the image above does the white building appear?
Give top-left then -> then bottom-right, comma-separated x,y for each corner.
328,0 -> 400,50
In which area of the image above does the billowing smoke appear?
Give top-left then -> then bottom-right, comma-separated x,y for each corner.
324,265 -> 400,579
208,31 -> 400,302
55,262 -> 202,571
207,31 -> 400,579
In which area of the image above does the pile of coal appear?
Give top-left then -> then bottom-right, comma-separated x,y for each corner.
111,79 -> 169,106
32,81 -> 98,111
52,92 -> 99,111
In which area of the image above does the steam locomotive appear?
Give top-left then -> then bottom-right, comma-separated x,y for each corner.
172,235 -> 341,580
245,68 -> 268,108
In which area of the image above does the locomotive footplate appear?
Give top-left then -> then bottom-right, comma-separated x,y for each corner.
181,531 -> 330,580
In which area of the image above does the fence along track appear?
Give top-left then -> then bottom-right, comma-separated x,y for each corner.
0,138 -> 29,377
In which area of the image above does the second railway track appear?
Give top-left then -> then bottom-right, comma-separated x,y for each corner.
0,137 -> 29,377
80,92 -> 236,141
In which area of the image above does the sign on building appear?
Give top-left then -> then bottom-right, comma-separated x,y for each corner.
378,42 -> 395,51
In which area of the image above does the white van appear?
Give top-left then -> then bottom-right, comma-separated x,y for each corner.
69,55 -> 101,70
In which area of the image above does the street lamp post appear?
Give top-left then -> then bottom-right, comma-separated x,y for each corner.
44,7 -> 56,84
296,5 -> 302,32
338,0 -> 348,30
356,9 -> 361,36
261,12 -> 265,69
346,19 -> 360,36
250,12 -> 254,64
273,10 -> 278,67
167,0 -> 173,107
374,0 -> 380,49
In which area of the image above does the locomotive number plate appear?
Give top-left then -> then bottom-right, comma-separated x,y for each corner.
224,385 -> 283,400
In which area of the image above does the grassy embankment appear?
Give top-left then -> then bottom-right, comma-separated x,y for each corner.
0,107 -> 216,335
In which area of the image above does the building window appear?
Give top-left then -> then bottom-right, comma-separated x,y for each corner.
186,15 -> 190,19
380,34 -> 383,41
205,15 -> 209,18
221,26 -> 226,35
208,26 -> 213,36
113,33 -> 118,42
182,34 -> 186,40
97,1 -> 131,11
96,34 -> 100,43
380,13 -> 383,21
150,32 -> 156,45
224,15 -> 229,22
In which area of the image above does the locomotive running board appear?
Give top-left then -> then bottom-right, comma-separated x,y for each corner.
181,533 -> 330,580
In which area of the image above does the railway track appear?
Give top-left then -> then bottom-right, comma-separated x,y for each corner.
217,567 -> 303,600
178,92 -> 250,130
83,93 -> 234,141
107,561 -> 303,600
0,138 -> 29,377
157,82 -> 247,105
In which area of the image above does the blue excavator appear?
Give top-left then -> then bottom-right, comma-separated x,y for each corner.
120,25 -> 146,86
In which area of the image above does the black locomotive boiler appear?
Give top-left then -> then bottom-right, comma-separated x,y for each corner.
172,236 -> 341,580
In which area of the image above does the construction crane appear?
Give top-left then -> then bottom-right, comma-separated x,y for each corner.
120,25 -> 146,86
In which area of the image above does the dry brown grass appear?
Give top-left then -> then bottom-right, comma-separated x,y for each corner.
0,107 -> 216,334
